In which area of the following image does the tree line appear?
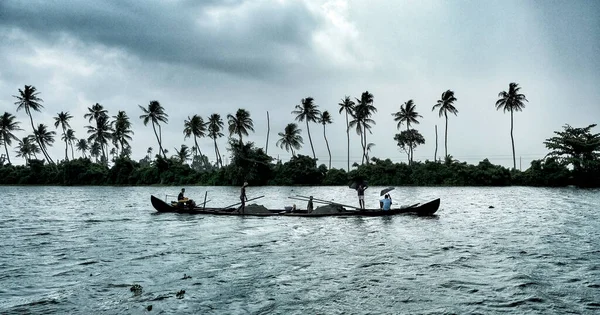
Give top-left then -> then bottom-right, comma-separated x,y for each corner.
0,84 -> 598,187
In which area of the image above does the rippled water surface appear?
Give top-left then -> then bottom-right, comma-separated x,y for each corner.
1,186 -> 599,314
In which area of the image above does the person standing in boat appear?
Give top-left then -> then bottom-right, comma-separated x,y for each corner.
239,182 -> 249,213
356,184 -> 368,209
307,196 -> 314,213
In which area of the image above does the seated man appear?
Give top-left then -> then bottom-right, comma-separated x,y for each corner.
178,188 -> 187,201
380,194 -> 392,211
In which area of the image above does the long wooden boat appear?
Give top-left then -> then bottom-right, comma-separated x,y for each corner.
150,195 -> 440,216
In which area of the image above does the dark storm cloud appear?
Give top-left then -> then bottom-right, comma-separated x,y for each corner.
0,0 -> 321,78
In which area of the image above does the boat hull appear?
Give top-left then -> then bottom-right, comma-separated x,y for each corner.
151,195 -> 440,216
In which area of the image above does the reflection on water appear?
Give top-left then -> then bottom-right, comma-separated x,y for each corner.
0,186 -> 599,314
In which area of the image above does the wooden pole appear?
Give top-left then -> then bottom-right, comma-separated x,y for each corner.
202,191 -> 208,209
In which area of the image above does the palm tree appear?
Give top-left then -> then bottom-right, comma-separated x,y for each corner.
86,114 -> 113,163
15,136 -> 40,164
76,139 -> 89,158
13,85 -> 54,164
84,103 -> 108,123
276,123 -> 304,157
208,113 -> 224,167
139,100 -> 168,158
34,124 -> 56,161
318,111 -> 333,169
54,111 -> 73,161
392,100 -> 422,164
432,90 -> 458,159
89,141 -> 101,162
174,144 -> 191,164
338,96 -> 355,172
62,129 -> 77,160
227,109 -> 254,145
350,91 -> 376,164
0,112 -> 22,165
112,111 -> 134,158
366,142 -> 375,163
184,115 -> 207,159
496,82 -> 528,170
292,97 -> 321,159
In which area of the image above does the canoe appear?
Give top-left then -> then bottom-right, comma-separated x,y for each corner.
150,195 -> 440,216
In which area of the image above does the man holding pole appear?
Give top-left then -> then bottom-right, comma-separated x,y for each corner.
239,182 -> 248,213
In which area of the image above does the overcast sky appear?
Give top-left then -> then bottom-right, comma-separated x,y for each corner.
1,0 -> 598,170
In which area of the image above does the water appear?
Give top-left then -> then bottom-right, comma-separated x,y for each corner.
1,186 -> 599,314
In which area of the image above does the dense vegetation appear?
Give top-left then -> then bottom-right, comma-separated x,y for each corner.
1,84 -> 598,187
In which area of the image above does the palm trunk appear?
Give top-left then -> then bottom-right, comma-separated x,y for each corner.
363,126 -> 368,164
345,112 -> 350,172
3,142 -> 11,164
63,127 -> 68,161
238,131 -> 243,146
266,111 -> 270,154
434,125 -> 438,162
359,126 -> 365,165
70,142 -> 75,160
151,122 -> 164,158
323,124 -> 331,169
212,137 -> 220,167
306,120 -> 316,159
444,112 -> 448,158
158,123 -> 166,158
510,109 -> 516,170
194,136 -> 203,158
407,124 -> 411,165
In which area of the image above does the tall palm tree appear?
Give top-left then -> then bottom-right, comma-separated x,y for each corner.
496,82 -> 528,170
432,90 -> 458,159
319,111 -> 333,169
392,100 -> 422,164
84,103 -> 108,123
0,112 -> 22,165
76,139 -> 88,158
139,100 -> 168,158
54,111 -> 73,161
350,91 -> 376,164
62,129 -> 77,160
34,124 -> 56,162
86,114 -> 113,163
13,85 -> 54,164
184,115 -> 207,159
174,144 -> 191,164
338,96 -> 355,172
227,109 -> 254,145
276,123 -> 304,157
89,141 -> 101,162
292,97 -> 321,159
112,111 -> 134,158
15,136 -> 40,164
208,113 -> 224,167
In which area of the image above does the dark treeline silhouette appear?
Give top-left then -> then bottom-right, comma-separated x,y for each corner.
0,84 -> 599,187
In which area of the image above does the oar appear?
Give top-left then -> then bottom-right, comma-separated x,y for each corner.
294,195 -> 362,211
222,195 -> 265,209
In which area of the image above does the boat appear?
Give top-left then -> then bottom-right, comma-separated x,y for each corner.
150,195 -> 440,216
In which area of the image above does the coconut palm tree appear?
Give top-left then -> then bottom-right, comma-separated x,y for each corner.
292,97 -> 320,159
76,139 -> 88,158
139,100 -> 168,158
89,141 -> 101,163
496,82 -> 528,170
276,123 -> 303,157
84,103 -> 108,123
62,129 -> 77,160
318,111 -> 333,169
227,109 -> 254,145
174,144 -> 191,164
432,90 -> 458,159
54,111 -> 73,161
338,96 -> 355,172
34,124 -> 56,161
86,114 -> 113,163
15,136 -> 40,164
392,100 -> 422,164
112,111 -> 134,158
0,112 -> 22,165
350,91 -> 376,164
184,114 -> 207,159
208,113 -> 224,167
13,85 -> 54,165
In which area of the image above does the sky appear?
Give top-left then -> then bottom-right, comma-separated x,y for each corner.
0,0 -> 599,170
